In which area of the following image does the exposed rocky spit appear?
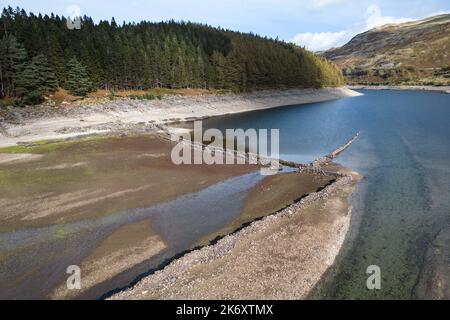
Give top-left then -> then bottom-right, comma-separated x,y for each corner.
109,135 -> 361,300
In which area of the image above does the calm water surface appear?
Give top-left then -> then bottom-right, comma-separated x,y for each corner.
0,171 -> 264,299
204,90 -> 450,299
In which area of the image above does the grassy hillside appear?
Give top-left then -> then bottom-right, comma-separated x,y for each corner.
323,14 -> 450,86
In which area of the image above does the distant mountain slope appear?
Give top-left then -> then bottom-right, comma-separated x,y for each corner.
323,14 -> 450,85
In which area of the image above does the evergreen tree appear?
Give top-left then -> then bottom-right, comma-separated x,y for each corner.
15,54 -> 58,105
0,6 -> 345,104
32,54 -> 58,92
65,57 -> 92,96
0,34 -> 27,97
15,64 -> 44,105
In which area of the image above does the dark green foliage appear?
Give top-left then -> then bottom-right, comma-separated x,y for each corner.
33,54 -> 58,92
129,92 -> 163,100
15,63 -> 44,105
0,34 -> 27,97
15,54 -> 58,105
65,57 -> 92,96
343,67 -> 369,77
0,6 -> 344,105
435,66 -> 450,78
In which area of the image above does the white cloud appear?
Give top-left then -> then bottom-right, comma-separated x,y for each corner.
290,30 -> 353,51
290,4 -> 416,51
424,10 -> 450,17
311,0 -> 347,10
366,5 -> 412,29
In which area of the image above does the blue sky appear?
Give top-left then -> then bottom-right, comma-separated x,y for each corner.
2,0 -> 449,51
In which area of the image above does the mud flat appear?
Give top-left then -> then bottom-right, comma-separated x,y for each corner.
50,219 -> 167,300
195,171 -> 335,247
0,133 -> 340,299
0,135 -> 258,232
0,87 -> 361,148
0,153 -> 43,164
109,164 -> 361,300
0,134 -> 261,299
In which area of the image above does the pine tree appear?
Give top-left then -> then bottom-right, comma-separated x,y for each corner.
211,50 -> 226,88
223,51 -> 243,91
32,54 -> 58,92
65,57 -> 92,96
1,7 -> 345,103
15,54 -> 58,105
15,62 -> 43,105
0,34 -> 27,97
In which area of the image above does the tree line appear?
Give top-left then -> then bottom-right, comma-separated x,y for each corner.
0,6 -> 344,105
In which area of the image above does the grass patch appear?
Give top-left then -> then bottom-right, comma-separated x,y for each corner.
0,97 -> 16,108
0,135 -> 111,154
0,166 -> 97,196
53,225 -> 77,239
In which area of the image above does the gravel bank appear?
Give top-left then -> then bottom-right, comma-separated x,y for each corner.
109,167 -> 361,300
106,133 -> 362,300
349,85 -> 450,94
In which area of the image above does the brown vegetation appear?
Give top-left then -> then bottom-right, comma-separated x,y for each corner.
324,14 -> 450,85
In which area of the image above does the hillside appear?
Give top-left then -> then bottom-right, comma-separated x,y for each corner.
323,14 -> 450,85
0,6 -> 343,106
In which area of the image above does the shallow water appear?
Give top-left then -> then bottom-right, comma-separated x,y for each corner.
0,172 -> 264,299
204,90 -> 450,299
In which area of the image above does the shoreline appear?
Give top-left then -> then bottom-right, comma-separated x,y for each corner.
0,134 -> 263,299
108,137 -> 361,300
0,133 -> 359,299
348,85 -> 450,94
109,166 -> 361,300
0,87 -> 361,148
0,88 -> 363,299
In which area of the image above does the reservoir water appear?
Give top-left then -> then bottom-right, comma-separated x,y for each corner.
204,89 -> 450,299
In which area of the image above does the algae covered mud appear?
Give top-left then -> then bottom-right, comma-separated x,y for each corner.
0,134 -> 333,299
203,89 -> 450,299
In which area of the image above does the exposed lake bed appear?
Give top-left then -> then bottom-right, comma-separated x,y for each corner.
0,132 -> 340,299
1,88 -> 448,300
111,165 -> 361,300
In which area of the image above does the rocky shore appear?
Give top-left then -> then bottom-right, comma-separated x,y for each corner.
0,87 -> 361,148
349,85 -> 450,94
109,135 -> 361,300
109,168 -> 361,300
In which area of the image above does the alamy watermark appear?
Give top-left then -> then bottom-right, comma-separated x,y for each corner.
66,5 -> 82,30
66,265 -> 81,290
366,265 -> 381,290
170,121 -> 280,176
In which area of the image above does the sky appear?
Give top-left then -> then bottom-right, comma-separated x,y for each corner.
2,0 -> 450,51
